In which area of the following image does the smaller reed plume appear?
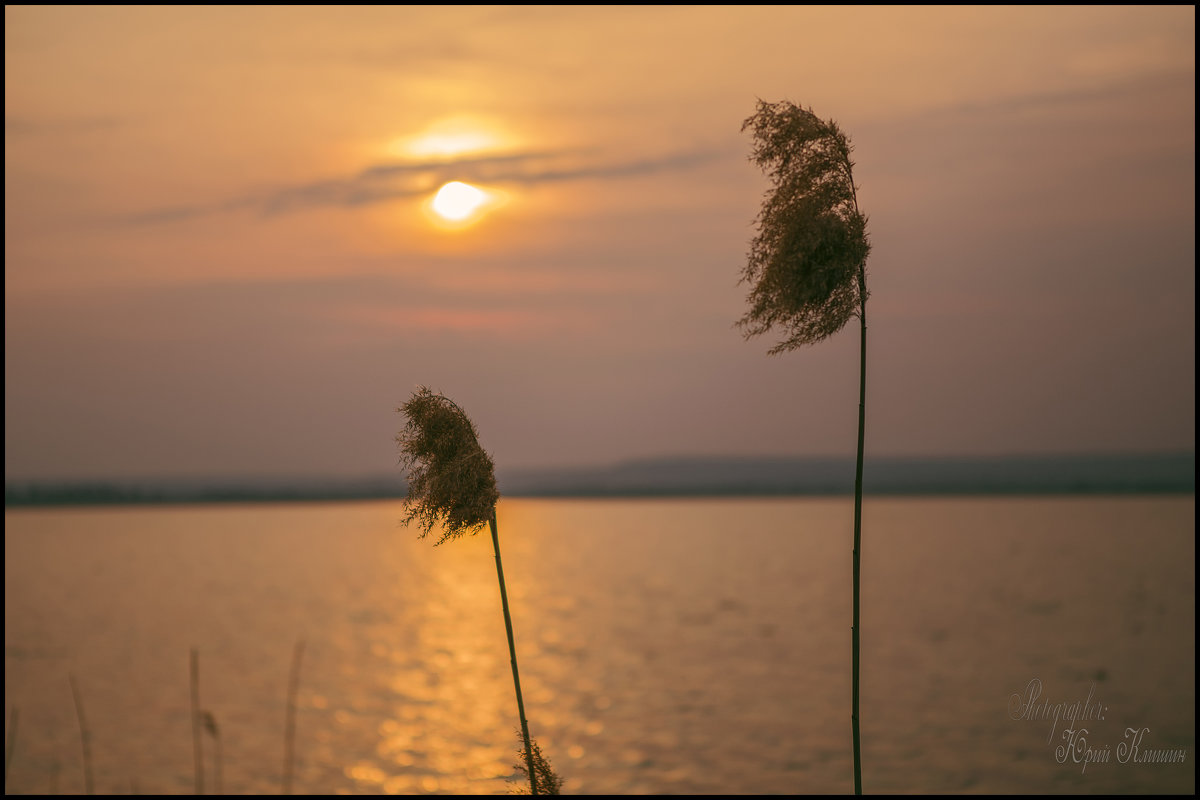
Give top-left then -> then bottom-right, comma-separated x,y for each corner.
397,386 -> 559,794
397,386 -> 499,545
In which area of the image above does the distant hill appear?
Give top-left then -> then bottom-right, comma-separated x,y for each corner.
4,453 -> 1193,507
499,453 -> 1196,497
3,475 -> 402,507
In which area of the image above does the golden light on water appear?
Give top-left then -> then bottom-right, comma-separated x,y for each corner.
344,524 -> 520,795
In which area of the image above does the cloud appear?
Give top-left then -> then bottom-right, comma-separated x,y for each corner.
893,67 -> 1194,125
120,146 -> 728,226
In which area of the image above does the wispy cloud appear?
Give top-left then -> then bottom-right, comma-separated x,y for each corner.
121,146 -> 727,226
898,67 -> 1194,124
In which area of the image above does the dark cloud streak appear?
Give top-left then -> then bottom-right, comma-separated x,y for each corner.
119,146 -> 728,226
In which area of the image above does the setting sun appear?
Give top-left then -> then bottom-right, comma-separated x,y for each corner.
431,181 -> 489,222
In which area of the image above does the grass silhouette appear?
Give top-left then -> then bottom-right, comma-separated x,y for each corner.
189,648 -> 204,795
68,675 -> 93,795
282,639 -> 305,795
4,706 -> 18,793
514,729 -> 563,795
201,710 -> 223,795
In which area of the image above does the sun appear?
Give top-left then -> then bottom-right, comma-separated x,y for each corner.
430,181 -> 489,222
420,180 -> 507,231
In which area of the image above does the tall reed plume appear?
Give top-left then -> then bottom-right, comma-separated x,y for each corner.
739,99 -> 872,794
397,386 -> 560,795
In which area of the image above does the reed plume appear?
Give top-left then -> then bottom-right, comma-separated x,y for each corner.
397,386 -> 499,544
397,386 -> 552,794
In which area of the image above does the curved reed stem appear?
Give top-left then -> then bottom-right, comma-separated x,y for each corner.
490,513 -> 538,795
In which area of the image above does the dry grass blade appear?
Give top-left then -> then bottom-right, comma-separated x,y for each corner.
202,711 -> 222,795
513,733 -> 563,795
282,639 -> 305,795
190,648 -> 204,795
68,675 -> 93,795
4,706 -> 17,793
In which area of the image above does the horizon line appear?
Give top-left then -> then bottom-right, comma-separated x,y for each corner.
4,449 -> 1194,487
5,452 -> 1194,507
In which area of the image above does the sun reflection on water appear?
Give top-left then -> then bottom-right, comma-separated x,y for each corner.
345,521 -> 526,794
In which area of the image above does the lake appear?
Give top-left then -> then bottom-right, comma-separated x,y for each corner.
4,496 -> 1195,794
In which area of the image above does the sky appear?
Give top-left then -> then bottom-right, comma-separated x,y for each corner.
4,5 -> 1195,483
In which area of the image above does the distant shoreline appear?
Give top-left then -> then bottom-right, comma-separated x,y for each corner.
5,453 -> 1194,508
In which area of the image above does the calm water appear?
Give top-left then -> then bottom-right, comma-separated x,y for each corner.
4,496 -> 1195,795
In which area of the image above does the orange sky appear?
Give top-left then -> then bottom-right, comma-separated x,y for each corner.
5,5 -> 1195,480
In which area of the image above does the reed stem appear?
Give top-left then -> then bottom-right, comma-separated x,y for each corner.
851,276 -> 867,795
190,648 -> 204,795
4,706 -> 17,792
490,513 -> 537,795
282,639 -> 305,795
68,674 -> 94,795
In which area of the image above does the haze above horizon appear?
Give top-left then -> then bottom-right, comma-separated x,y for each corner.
5,6 -> 1195,484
